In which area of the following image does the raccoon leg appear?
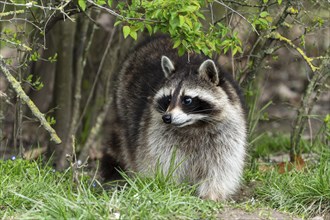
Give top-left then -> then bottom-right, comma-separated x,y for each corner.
197,181 -> 227,201
100,151 -> 123,181
100,120 -> 124,181
196,165 -> 242,201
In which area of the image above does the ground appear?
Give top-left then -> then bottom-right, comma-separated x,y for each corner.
218,207 -> 302,220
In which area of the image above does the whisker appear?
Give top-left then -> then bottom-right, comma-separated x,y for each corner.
200,118 -> 218,126
156,104 -> 166,112
186,108 -> 215,114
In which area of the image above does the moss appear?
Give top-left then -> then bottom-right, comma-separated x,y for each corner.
267,32 -> 320,72
0,60 -> 62,144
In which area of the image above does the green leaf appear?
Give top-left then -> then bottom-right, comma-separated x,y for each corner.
185,5 -> 199,12
107,0 -> 113,6
223,46 -> 229,54
47,116 -> 56,125
123,26 -> 131,39
48,53 -> 58,63
232,47 -> 238,56
136,23 -> 145,32
258,18 -> 269,26
265,16 -> 273,22
178,46 -> 185,56
324,114 -> 330,123
151,9 -> 162,19
30,51 -> 40,62
193,22 -> 201,32
206,40 -> 215,51
145,24 -> 153,34
277,0 -> 282,5
173,39 -> 181,49
78,0 -> 86,11
181,39 -> 188,48
26,74 -> 33,83
196,12 -> 205,20
260,11 -> 269,18
96,0 -> 106,5
179,15 -> 185,27
153,25 -> 159,33
184,17 -> 193,29
201,47 -> 208,56
129,31 -> 138,40
170,16 -> 180,29
114,21 -> 122,26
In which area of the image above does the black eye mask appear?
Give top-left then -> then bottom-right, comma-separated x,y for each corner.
181,96 -> 214,115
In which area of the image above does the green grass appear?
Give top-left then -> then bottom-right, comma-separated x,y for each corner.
245,145 -> 330,218
1,133 -> 329,219
250,132 -> 314,159
0,158 -> 220,219
250,133 -> 292,158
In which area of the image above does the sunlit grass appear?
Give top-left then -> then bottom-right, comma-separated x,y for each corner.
245,139 -> 330,218
1,133 -> 329,219
0,158 -> 220,219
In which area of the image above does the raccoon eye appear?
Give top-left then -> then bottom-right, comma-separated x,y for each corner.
182,96 -> 193,105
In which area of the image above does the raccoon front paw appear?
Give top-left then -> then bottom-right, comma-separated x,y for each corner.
197,186 -> 226,201
199,192 -> 225,202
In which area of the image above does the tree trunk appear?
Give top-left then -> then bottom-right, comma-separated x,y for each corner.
48,20 -> 76,169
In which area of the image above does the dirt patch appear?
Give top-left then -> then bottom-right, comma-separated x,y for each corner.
218,207 -> 301,220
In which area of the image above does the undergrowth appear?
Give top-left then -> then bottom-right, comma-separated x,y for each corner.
250,133 -> 312,159
245,134 -> 330,218
0,158 -> 220,219
1,132 -> 329,219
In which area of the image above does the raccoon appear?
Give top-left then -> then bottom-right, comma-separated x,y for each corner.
103,35 -> 247,201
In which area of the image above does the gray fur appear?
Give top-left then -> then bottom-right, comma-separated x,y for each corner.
104,36 -> 247,201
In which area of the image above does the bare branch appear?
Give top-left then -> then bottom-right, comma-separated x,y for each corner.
86,0 -> 123,19
267,32 -> 319,72
213,0 -> 260,35
0,59 -> 61,144
86,0 -> 158,22
0,18 -> 43,32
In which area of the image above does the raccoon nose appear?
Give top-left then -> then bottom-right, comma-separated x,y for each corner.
162,114 -> 172,124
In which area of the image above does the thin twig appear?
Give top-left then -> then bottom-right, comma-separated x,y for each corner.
0,1 -> 58,10
0,18 -> 43,32
213,0 -> 260,35
86,0 -> 158,22
290,55 -> 329,161
86,0 -> 123,18
0,59 -> 61,144
69,11 -> 94,137
222,0 -> 278,8
78,26 -> 118,161
209,3 -> 214,25
76,26 -> 117,130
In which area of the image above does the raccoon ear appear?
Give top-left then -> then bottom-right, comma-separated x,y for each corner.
198,59 -> 219,85
161,56 -> 175,78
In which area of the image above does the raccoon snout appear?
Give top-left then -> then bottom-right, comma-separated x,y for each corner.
162,114 -> 172,124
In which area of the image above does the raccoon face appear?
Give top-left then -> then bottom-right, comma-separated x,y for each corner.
153,56 -> 224,128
